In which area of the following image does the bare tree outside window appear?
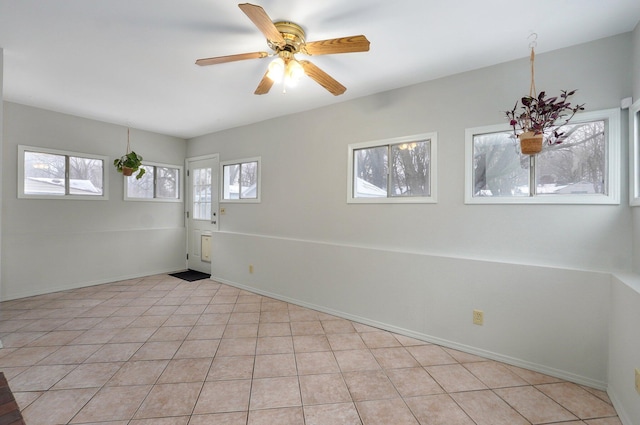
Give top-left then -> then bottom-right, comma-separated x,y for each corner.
24,151 -> 66,195
156,167 -> 179,199
24,150 -> 103,196
537,121 -> 606,195
391,141 -> 430,197
125,164 -> 180,201
472,132 -> 528,197
354,146 -> 388,197
127,165 -> 154,198
353,140 -> 430,198
472,119 -> 607,198
240,162 -> 258,197
69,156 -> 103,192
223,164 -> 240,199
223,160 -> 259,200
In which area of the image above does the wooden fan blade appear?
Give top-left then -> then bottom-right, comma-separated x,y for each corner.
238,3 -> 285,47
254,70 -> 275,95
299,60 -> 346,96
196,51 -> 268,66
304,35 -> 370,56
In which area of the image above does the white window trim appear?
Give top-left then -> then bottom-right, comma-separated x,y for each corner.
347,132 -> 438,204
123,161 -> 183,202
464,108 -> 620,205
220,157 -> 261,203
629,99 -> 640,206
18,145 -> 109,200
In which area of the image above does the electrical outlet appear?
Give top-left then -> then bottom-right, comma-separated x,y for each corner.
473,309 -> 484,325
220,207 -> 226,215
249,265 -> 254,274
635,368 -> 640,394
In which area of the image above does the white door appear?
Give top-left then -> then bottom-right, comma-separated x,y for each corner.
186,155 -> 219,273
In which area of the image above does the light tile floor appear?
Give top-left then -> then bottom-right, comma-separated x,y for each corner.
0,274 -> 621,425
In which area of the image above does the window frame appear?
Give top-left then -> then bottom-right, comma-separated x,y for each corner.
18,145 -> 109,200
629,99 -> 640,206
220,157 -> 261,203
347,132 -> 438,204
123,161 -> 183,202
464,108 -> 620,205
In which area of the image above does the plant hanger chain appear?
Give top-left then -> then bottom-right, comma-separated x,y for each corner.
126,128 -> 131,154
527,32 -> 538,195
528,33 -> 537,98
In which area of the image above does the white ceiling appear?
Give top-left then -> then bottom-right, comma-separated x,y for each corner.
1,0 -> 639,139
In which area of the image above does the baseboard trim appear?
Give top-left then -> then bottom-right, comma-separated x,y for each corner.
607,387 -> 634,425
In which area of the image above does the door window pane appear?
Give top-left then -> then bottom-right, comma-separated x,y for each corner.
193,167 -> 212,219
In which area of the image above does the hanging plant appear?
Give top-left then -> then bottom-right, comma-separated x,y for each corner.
113,128 -> 145,179
504,35 -> 584,155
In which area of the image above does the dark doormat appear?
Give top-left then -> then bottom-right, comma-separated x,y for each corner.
169,269 -> 211,282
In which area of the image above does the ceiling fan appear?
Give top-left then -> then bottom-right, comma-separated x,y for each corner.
195,3 -> 370,96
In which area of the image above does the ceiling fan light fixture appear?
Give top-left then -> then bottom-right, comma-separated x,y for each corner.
285,59 -> 304,86
267,57 -> 285,82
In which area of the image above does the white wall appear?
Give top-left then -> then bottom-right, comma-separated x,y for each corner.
188,34 -> 633,390
634,21 -> 640,102
633,21 -> 640,273
212,232 -> 610,387
0,48 -> 4,303
608,22 -> 640,425
1,103 -> 188,300
609,274 -> 640,425
192,34 -> 633,272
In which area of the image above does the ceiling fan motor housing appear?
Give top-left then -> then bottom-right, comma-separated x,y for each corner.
269,21 -> 306,53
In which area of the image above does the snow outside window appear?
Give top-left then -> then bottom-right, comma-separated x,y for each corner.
18,145 -> 108,200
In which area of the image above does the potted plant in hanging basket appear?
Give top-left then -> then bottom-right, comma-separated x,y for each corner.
114,128 -> 145,179
114,151 -> 145,179
505,36 -> 585,155
505,89 -> 584,155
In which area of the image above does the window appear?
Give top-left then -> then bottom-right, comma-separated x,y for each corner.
125,162 -> 182,202
221,158 -> 260,202
347,132 -> 438,203
193,166 -> 212,219
465,109 -> 620,204
18,145 -> 108,200
629,99 -> 640,206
